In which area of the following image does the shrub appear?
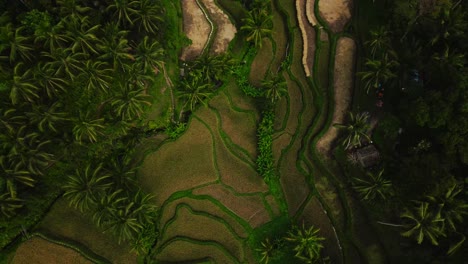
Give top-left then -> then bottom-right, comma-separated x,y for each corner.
165,122 -> 187,139
256,110 -> 275,180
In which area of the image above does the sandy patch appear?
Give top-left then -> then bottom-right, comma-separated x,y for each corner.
139,117 -> 218,205
318,0 -> 352,32
296,0 -> 316,77
12,238 -> 92,264
200,0 -> 237,55
316,37 -> 356,156
193,184 -> 271,228
180,0 -> 211,61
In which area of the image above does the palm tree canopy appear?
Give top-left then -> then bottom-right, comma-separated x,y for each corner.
334,112 -> 371,149
401,201 -> 446,245
352,169 -> 393,201
241,9 -> 273,48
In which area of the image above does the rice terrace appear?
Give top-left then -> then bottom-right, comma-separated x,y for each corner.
1,0 -> 468,263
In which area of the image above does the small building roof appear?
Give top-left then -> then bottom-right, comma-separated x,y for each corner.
351,144 -> 381,168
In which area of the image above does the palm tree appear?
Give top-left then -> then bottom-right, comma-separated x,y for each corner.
0,23 -> 33,63
177,76 -> 213,119
63,163 -> 111,212
357,52 -> 399,94
26,102 -> 69,133
284,223 -> 325,262
64,16 -> 100,55
105,154 -> 138,191
5,130 -> 53,176
7,63 -> 39,105
72,111 -> 105,143
400,201 -> 445,245
189,54 -> 235,83
365,27 -> 391,58
107,0 -> 138,28
261,74 -> 287,103
101,22 -> 129,42
431,46 -> 465,74
33,62 -> 68,98
104,191 -> 153,243
97,37 -> 134,71
241,9 -> 273,48
78,60 -> 112,94
92,189 -> 126,227
133,0 -> 162,34
111,84 -> 151,121
57,0 -> 92,21
42,47 -> 85,79
0,192 -> 23,218
426,183 -> 468,232
134,36 -> 164,75
34,21 -> 71,52
0,156 -> 35,198
0,106 -> 27,133
255,238 -> 278,264
352,169 -> 393,201
333,112 -> 371,149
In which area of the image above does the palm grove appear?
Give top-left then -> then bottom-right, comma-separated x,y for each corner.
0,0 -> 173,255
333,0 -> 468,261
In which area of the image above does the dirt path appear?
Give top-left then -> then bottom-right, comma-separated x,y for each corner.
296,0 -> 316,77
180,0 -> 211,61
316,37 -> 356,156
318,0 -> 353,32
200,0 -> 237,55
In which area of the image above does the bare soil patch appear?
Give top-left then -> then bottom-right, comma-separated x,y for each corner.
139,117 -> 218,205
38,199 -> 136,264
155,238 -> 234,263
200,0 -> 237,55
316,37 -> 356,156
318,0 -> 352,32
180,0 -> 211,61
299,197 -> 343,264
12,238 -> 91,264
159,197 -> 249,239
193,184 -> 271,228
159,205 -> 244,261
296,0 -> 316,77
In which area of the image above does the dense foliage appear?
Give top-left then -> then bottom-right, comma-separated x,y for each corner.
350,0 -> 468,261
0,0 -> 171,252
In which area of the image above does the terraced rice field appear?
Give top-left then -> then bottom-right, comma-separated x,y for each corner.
11,0 -> 386,263
12,238 -> 91,264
